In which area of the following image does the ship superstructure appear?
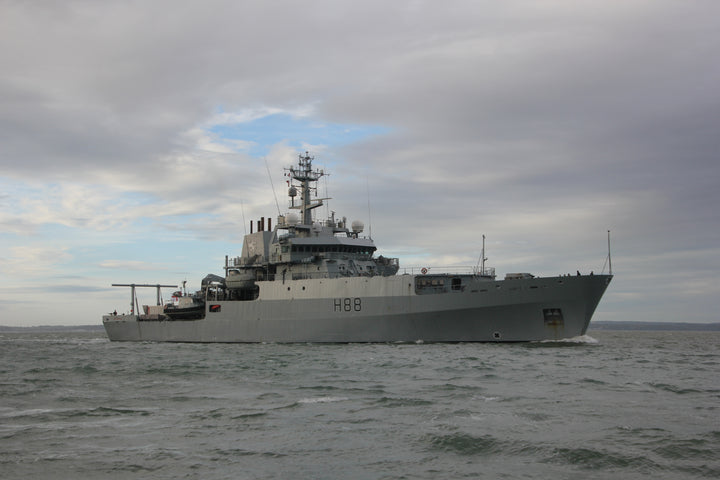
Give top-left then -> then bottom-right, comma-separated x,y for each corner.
222,152 -> 399,303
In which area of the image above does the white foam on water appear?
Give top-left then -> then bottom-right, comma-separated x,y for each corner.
1,408 -> 57,418
298,396 -> 349,405
539,334 -> 599,344
474,395 -> 499,402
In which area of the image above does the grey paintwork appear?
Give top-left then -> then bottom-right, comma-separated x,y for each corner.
103,152 -> 612,343
103,274 -> 612,342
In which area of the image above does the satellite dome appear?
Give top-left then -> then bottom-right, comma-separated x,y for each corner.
351,220 -> 364,233
286,212 -> 300,225
288,186 -> 297,197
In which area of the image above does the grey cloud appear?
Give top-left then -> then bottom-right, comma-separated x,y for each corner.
2,0 -> 719,324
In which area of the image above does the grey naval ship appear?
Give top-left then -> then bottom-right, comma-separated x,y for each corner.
103,152 -> 612,343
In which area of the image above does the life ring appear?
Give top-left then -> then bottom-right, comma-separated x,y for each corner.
421,267 -> 428,274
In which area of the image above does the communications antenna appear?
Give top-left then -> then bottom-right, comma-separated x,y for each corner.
366,176 -> 372,239
265,157 -> 282,217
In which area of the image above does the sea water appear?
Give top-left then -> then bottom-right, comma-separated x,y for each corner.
1,329 -> 718,479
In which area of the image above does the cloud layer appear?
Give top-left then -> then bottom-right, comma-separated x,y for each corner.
1,0 -> 719,325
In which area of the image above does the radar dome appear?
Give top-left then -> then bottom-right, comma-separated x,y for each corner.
286,212 -> 300,225
351,220 -> 364,233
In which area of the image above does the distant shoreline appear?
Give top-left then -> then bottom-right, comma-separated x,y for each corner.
589,321 -> 720,331
0,324 -> 106,333
1,321 -> 719,333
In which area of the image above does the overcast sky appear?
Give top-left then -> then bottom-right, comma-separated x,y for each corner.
1,0 -> 718,326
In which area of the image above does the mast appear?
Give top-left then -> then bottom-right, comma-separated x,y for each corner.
287,152 -> 326,225
476,234 -> 488,275
607,230 -> 612,275
481,235 -> 485,274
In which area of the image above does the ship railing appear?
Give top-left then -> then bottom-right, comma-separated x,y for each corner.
273,271 -> 365,281
259,263 -> 490,281
401,266 -> 496,277
265,270 -> 386,281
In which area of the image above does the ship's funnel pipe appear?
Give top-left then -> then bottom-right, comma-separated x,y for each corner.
260,217 -> 265,231
250,221 -> 253,234
268,218 -> 272,231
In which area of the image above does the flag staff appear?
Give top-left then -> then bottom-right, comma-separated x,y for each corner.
607,230 -> 612,275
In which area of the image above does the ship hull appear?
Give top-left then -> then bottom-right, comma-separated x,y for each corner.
103,274 -> 611,343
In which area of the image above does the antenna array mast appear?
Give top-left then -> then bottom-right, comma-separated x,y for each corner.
287,152 -> 328,225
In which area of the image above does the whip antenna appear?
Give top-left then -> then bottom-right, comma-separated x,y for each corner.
366,176 -> 372,239
265,157 -> 282,217
240,200 -> 247,236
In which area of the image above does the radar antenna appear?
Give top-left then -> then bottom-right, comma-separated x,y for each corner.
286,152 -> 329,225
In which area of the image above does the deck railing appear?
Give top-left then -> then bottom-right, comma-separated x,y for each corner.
401,266 -> 496,277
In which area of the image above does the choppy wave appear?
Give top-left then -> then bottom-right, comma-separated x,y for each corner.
544,446 -> 660,471
427,432 -> 506,456
649,382 -> 705,395
1,329 -> 718,479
